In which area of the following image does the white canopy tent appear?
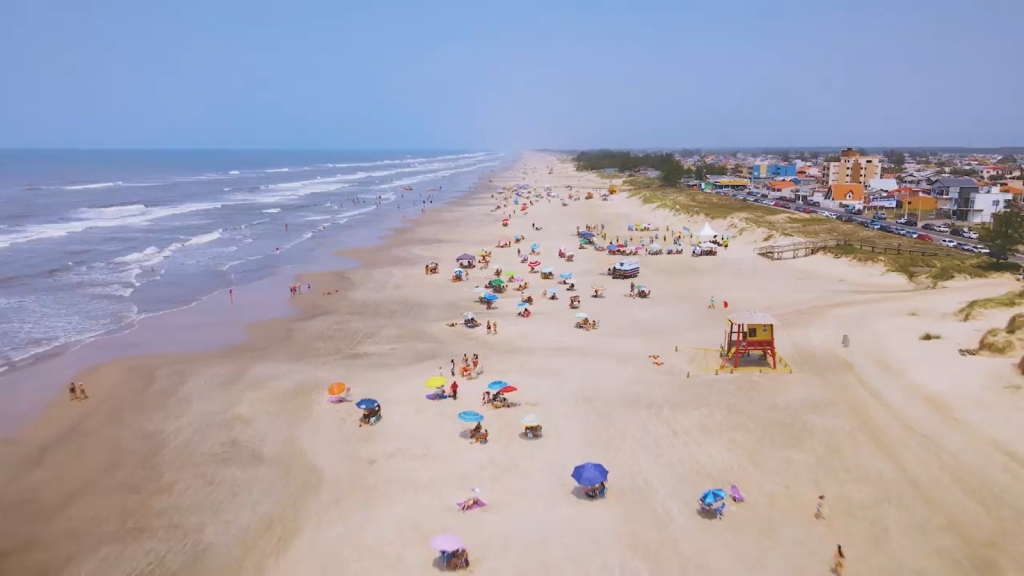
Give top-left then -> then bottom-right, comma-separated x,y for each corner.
698,222 -> 718,239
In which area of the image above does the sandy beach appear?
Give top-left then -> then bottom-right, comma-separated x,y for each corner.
3,151 -> 1024,575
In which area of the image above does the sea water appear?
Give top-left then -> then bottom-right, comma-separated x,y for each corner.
0,150 -> 508,373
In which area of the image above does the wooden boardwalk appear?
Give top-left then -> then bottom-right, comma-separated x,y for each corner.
754,239 -> 943,260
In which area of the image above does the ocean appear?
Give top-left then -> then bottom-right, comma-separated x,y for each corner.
0,150 -> 507,374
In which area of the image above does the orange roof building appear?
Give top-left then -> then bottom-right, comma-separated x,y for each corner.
767,180 -> 796,192
825,183 -> 865,203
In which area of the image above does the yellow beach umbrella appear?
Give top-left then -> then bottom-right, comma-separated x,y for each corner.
425,376 -> 448,389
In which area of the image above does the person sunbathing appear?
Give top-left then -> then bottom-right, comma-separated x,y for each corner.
470,422 -> 483,437
474,430 -> 489,443
458,497 -> 485,511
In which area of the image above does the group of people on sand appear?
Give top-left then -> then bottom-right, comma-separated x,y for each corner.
288,283 -> 310,296
68,381 -> 89,401
451,354 -> 480,377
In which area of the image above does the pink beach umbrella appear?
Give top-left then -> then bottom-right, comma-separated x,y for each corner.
430,534 -> 465,552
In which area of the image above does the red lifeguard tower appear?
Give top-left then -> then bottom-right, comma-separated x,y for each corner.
721,311 -> 778,369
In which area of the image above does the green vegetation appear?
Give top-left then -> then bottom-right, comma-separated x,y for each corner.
980,210 -> 1024,261
919,333 -> 942,341
574,150 -> 680,174
956,289 -> 1024,321
574,150 -> 726,188
626,183 -> 1022,283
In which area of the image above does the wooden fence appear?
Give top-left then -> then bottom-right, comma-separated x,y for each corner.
754,239 -> 942,260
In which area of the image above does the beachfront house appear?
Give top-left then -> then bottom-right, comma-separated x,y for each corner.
825,183 -> 865,208
952,185 -> 1013,224
930,177 -> 979,213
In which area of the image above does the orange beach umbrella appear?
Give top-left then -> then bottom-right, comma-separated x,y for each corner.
327,382 -> 348,398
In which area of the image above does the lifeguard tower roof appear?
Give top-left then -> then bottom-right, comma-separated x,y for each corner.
727,311 -> 777,325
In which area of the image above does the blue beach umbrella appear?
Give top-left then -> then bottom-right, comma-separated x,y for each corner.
579,231 -> 595,238
699,489 -> 728,507
482,292 -> 498,301
517,301 -> 529,308
540,266 -> 554,274
530,243 -> 540,251
487,380 -> 508,391
571,462 -> 609,486
457,411 -> 484,423
355,398 -> 379,410
606,244 -> 616,251
559,272 -> 573,280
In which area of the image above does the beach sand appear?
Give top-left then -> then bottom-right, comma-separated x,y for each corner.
2,151 -> 1024,575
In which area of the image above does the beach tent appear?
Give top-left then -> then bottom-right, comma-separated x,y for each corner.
698,222 -> 718,239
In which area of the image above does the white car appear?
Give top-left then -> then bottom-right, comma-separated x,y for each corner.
962,231 -> 979,240
934,225 -> 951,234
973,246 -> 991,254
939,238 -> 958,248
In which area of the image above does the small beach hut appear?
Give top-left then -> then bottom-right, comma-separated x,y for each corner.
721,311 -> 777,369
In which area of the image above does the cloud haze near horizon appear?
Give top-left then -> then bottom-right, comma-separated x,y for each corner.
1,0 -> 1022,150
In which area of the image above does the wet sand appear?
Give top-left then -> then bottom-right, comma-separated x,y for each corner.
2,152 -> 1024,575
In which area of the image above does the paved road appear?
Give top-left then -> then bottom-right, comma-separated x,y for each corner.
719,190 -> 1021,261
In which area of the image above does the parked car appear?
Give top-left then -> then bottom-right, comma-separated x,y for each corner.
934,225 -> 951,234
801,207 -> 812,213
939,238 -> 958,248
921,223 -> 937,231
868,221 -> 882,230
973,246 -> 990,255
916,234 -> 934,242
844,206 -> 864,215
962,230 -> 979,240
838,214 -> 856,222
872,212 -> 888,220
896,217 -> 918,226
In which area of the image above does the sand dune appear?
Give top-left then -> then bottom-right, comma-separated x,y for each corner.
2,152 -> 1023,575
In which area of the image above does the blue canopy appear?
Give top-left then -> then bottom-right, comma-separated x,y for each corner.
530,243 -> 540,251
699,489 -> 727,507
579,231 -> 595,238
355,398 -> 379,410
559,272 -> 572,279
487,380 -> 508,391
571,462 -> 609,486
541,266 -> 554,274
606,244 -> 616,251
457,411 -> 484,423
517,301 -> 529,307
482,292 -> 498,301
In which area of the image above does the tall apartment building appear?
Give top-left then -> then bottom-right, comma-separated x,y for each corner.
824,148 -> 883,185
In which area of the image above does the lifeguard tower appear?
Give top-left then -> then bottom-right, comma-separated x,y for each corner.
721,311 -> 778,369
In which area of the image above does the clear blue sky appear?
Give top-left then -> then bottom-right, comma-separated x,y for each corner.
1,0 -> 1022,149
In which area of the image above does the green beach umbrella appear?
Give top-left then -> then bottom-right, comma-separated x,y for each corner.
488,278 -> 505,286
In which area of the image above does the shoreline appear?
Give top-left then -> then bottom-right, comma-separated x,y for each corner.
0,165 -> 506,433
3,152 -> 1024,575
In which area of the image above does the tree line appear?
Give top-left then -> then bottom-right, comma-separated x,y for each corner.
574,150 -> 727,187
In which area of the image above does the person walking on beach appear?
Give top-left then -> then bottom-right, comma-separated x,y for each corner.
471,353 -> 479,369
492,320 -> 498,335
708,296 -> 716,309
69,382 -> 78,401
450,358 -> 456,377
450,381 -> 459,400
486,320 -> 492,334
815,495 -> 826,520
76,382 -> 88,400
832,544 -> 845,575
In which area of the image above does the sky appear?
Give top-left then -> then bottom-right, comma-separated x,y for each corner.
1,0 -> 1022,150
